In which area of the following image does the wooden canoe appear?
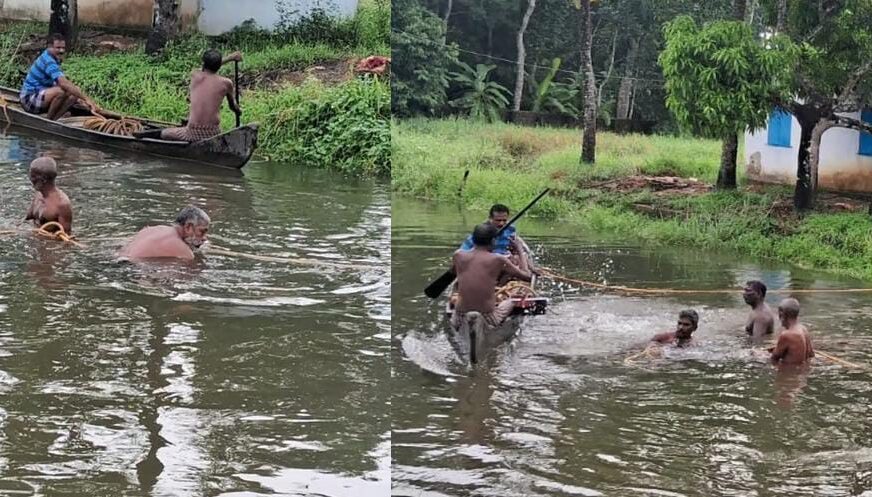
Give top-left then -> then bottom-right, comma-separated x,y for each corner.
0,85 -> 257,169
444,246 -> 549,365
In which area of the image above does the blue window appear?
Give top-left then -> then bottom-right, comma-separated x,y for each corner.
859,109 -> 872,156
767,109 -> 792,148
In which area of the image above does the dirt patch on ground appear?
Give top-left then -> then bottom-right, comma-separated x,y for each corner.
238,58 -> 355,90
18,30 -> 141,59
584,175 -> 712,197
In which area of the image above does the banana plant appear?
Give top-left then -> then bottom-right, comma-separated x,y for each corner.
527,58 -> 580,116
449,61 -> 512,122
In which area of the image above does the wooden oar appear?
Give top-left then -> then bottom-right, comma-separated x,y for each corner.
234,59 -> 241,128
423,188 -> 550,298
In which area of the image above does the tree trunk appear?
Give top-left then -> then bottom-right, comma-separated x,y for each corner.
442,0 -> 453,43
512,0 -> 537,111
146,0 -> 181,55
794,115 -> 817,211
775,0 -> 787,33
579,0 -> 596,164
616,36 -> 640,120
596,31 -> 618,110
717,133 -> 739,189
808,118 -> 836,195
49,0 -> 77,49
733,0 -> 746,22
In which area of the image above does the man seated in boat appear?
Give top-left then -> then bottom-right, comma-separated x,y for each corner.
650,309 -> 699,347
157,50 -> 242,142
116,206 -> 210,261
451,223 -> 532,331
20,33 -> 100,121
24,157 -> 73,234
459,204 -> 531,274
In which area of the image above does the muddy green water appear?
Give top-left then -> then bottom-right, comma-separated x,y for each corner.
392,197 -> 872,497
0,130 -> 390,496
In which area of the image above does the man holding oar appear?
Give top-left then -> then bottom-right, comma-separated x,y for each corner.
459,203 -> 531,276
20,33 -> 100,121
451,223 -> 532,331
157,50 -> 243,142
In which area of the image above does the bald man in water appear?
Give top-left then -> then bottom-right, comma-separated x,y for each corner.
770,298 -> 815,366
451,223 -> 532,329
117,206 -> 210,261
24,157 -> 72,234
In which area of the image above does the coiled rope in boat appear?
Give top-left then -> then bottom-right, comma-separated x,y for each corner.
82,115 -> 143,136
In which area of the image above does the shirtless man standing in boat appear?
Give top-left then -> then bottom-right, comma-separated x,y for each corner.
24,157 -> 72,234
650,309 -> 699,347
770,298 -> 815,366
116,206 -> 210,261
743,280 -> 775,340
451,223 -> 532,330
158,49 -> 242,142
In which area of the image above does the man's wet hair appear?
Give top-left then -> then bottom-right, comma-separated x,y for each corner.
746,280 -> 767,297
778,298 -> 800,319
175,206 -> 210,227
471,223 -> 498,246
47,33 -> 65,46
30,157 -> 58,182
202,49 -> 222,72
679,309 -> 699,328
489,204 -> 510,218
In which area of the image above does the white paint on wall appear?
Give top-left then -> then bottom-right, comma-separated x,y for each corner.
197,0 -> 358,35
0,0 -> 357,33
745,110 -> 872,192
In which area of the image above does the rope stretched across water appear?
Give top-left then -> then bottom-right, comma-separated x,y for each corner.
538,267 -> 872,295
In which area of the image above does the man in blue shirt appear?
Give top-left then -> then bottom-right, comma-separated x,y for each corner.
459,203 -> 530,273
20,33 -> 99,121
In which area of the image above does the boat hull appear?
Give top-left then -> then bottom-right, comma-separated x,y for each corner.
0,85 -> 257,169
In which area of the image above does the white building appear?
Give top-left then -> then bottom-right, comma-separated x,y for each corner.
745,108 -> 872,192
0,0 -> 358,35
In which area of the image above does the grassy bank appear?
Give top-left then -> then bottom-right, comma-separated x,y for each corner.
393,118 -> 872,280
0,0 -> 389,176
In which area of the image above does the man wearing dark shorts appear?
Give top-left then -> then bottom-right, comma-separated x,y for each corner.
20,33 -> 99,120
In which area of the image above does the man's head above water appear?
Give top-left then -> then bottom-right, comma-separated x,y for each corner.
676,309 -> 699,340
777,298 -> 800,327
743,280 -> 767,306
29,157 -> 58,191
488,204 -> 510,229
174,205 -> 210,249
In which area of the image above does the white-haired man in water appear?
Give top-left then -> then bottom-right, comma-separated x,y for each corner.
117,206 -> 210,261
24,157 -> 73,234
770,298 -> 815,366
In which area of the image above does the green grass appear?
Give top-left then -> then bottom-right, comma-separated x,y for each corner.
393,117 -> 872,280
0,0 -> 389,176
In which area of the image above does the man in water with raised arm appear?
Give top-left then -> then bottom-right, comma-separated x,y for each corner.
770,298 -> 815,366
24,157 -> 73,234
156,49 -> 242,142
452,223 -> 532,330
650,309 -> 699,347
743,280 -> 775,340
117,206 -> 210,261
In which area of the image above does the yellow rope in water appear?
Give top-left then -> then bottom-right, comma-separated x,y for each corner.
624,344 -> 662,364
539,267 -> 872,295
34,221 -> 85,248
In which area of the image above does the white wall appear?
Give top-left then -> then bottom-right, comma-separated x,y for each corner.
0,0 -> 357,34
745,111 -> 872,192
197,0 -> 358,35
